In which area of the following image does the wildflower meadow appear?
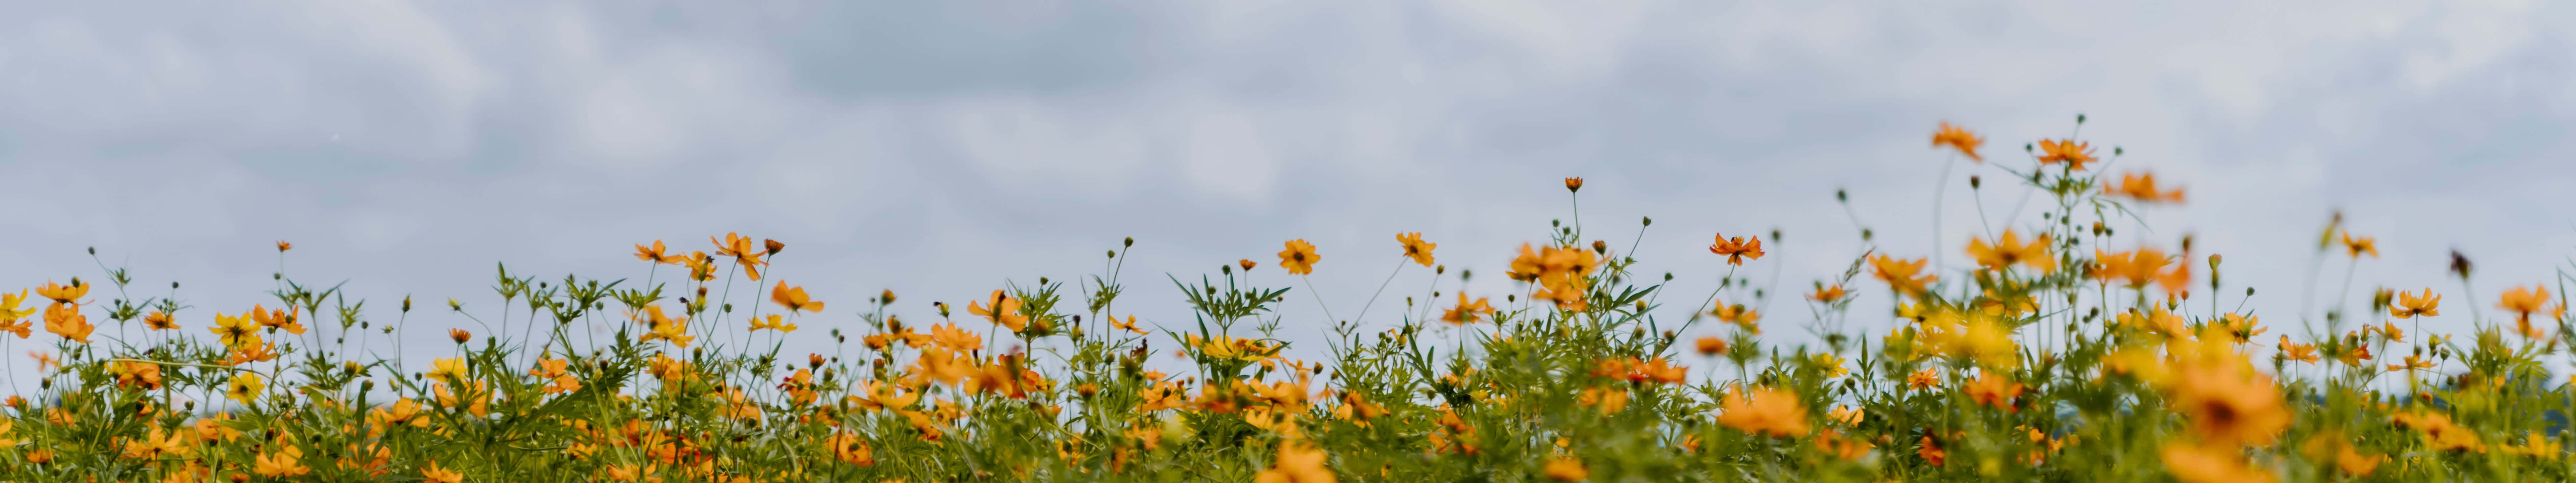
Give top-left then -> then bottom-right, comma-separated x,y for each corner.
3,117 -> 2571,483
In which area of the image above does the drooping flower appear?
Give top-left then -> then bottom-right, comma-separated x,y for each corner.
250,304 -> 305,335
1279,239 -> 1322,275
1932,122 -> 1985,162
2339,232 -> 2378,259
2093,248 -> 2170,288
770,281 -> 825,313
1397,232 -> 1437,267
749,314 -> 799,333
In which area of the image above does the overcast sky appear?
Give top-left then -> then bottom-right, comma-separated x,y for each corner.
3,1 -> 2573,384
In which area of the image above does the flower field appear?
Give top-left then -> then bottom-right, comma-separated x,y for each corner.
3,117 -> 2572,482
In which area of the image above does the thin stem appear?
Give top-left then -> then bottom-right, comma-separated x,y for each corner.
1301,275 -> 1338,323
1353,259 -> 1407,324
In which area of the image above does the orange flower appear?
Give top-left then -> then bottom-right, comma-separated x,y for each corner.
143,311 -> 177,330
1932,121 -> 1985,162
1714,386 -> 1809,438
2499,285 -> 2560,324
275,240 -> 293,252
1707,233 -> 1765,265
421,462 -> 464,483
634,240 -> 682,265
1253,441 -> 1336,483
967,290 -> 1029,332
1807,284 -> 1848,303
1966,230 -> 2054,273
2093,248 -> 2170,288
2390,288 -> 2440,319
1440,292 -> 1494,325
449,328 -> 471,344
1964,372 -> 2024,412
1869,255 -> 1938,297
711,232 -> 770,281
1239,259 -> 1258,271
1694,336 -> 1729,356
2103,171 -> 2185,203
1542,457 -> 1588,481
1396,232 -> 1437,267
2166,363 -> 2289,447
1278,239 -> 1321,275
250,304 -> 305,335
2161,441 -> 2276,483
2035,139 -> 2097,170
770,281 -> 825,313
1710,301 -> 1760,333
34,280 -> 89,305
42,303 -> 93,344
1563,177 -> 1584,192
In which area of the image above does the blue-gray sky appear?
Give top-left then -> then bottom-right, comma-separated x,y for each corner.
3,1 -> 2573,382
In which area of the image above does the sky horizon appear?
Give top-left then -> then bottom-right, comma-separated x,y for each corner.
4,1 -> 2574,387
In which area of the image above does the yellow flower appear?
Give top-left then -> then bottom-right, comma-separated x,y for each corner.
226,373 -> 266,405
824,431 -> 877,466
2036,139 -> 2098,170
1714,386 -> 1809,438
967,290 -> 1029,332
1966,230 -> 2054,273
1906,369 -> 1939,390
637,305 -> 694,347
429,358 -> 470,385
749,314 -> 799,333
1111,315 -> 1148,335
1278,239 -> 1322,275
1396,232 -> 1437,267
1931,121 -> 1984,162
0,289 -> 32,338
34,280 -> 89,305
770,281 -> 825,313
252,443 -> 310,477
2390,288 -> 2440,318
2334,445 -> 2384,476
1809,352 -> 1849,379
